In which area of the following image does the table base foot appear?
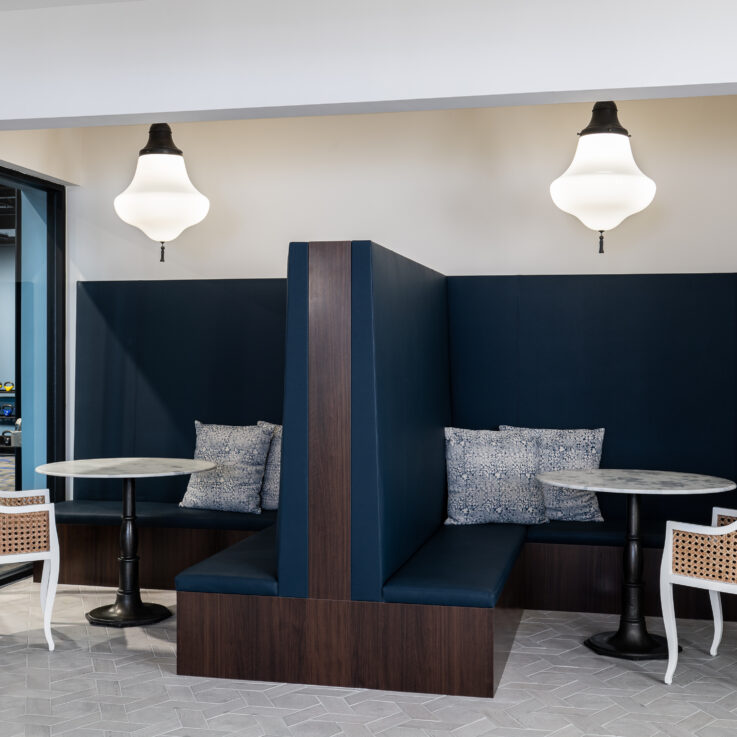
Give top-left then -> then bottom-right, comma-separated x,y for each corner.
86,602 -> 172,628
585,631 -> 679,660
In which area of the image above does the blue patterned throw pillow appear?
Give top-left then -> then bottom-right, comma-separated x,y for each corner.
500,426 -> 605,521
180,421 -> 272,514
445,427 -> 547,525
258,420 -> 282,511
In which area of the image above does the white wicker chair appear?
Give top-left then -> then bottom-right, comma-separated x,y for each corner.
660,505 -> 737,684
0,489 -> 59,650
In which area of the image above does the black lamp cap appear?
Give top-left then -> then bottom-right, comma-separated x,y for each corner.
139,123 -> 183,156
578,101 -> 629,137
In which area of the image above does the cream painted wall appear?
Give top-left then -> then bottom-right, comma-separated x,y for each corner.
47,94 -> 737,282
0,94 -> 735,466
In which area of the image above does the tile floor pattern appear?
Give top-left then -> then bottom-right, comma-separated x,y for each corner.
1,579 -> 736,737
0,454 -> 15,490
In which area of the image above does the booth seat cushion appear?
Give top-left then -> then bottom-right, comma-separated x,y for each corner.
383,523 -> 526,608
54,500 -> 276,531
525,519 -> 665,548
175,525 -> 278,595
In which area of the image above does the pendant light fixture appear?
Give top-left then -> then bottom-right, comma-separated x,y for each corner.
114,123 -> 210,262
550,101 -> 655,253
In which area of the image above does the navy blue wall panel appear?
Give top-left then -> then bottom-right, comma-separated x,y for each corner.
74,278 -> 287,503
447,274 -> 737,523
351,242 -> 451,600
277,243 -> 310,597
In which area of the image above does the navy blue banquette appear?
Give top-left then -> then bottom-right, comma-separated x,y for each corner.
51,246 -> 310,591
55,238 -> 737,695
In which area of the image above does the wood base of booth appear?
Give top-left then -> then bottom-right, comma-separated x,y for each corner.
519,542 -> 737,621
33,524 -> 253,590
177,591 -> 521,698
175,540 -> 737,697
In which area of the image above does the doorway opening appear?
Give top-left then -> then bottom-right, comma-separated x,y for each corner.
0,167 -> 65,585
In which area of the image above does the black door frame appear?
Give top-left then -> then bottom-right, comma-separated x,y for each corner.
1,165 -> 66,503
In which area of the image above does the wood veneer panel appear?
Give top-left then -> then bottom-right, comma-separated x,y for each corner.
521,542 -> 737,621
177,593 -> 514,698
36,524 -> 253,590
308,242 -> 351,600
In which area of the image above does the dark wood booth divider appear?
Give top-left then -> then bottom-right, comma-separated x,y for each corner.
177,242 -> 522,697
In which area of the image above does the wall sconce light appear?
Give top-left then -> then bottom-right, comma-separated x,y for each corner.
550,101 -> 655,253
114,123 -> 210,262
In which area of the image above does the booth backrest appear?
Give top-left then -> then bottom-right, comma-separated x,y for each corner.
447,274 -> 737,523
351,243 -> 451,601
74,278 -> 287,503
276,243 -> 310,597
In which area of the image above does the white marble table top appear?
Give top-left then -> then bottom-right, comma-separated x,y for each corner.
35,457 -> 215,479
537,469 -> 736,495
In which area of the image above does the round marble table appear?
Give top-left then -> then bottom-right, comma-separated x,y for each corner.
537,469 -> 736,660
36,458 -> 215,627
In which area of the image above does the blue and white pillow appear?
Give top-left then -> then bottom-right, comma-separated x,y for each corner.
500,426 -> 605,521
180,421 -> 272,514
258,420 -> 282,511
445,427 -> 547,525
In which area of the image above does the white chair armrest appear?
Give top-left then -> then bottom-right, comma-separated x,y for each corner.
667,518 -> 737,537
0,502 -> 56,516
0,489 -> 50,505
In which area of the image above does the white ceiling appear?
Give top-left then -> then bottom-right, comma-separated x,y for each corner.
0,0 -> 735,129
0,0 -> 139,10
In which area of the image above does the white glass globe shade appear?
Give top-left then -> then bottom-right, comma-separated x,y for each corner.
114,153 -> 210,243
550,133 -> 655,232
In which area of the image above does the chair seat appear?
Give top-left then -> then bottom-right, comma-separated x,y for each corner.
175,525 -> 278,596
54,500 -> 276,531
382,523 -> 526,608
525,519 -> 666,548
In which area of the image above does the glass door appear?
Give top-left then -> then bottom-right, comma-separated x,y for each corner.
0,167 -> 65,586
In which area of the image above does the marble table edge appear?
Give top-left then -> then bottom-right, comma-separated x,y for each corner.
35,457 -> 216,479
536,468 -> 736,494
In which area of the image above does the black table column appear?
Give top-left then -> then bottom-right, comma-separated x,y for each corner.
86,478 -> 172,627
585,493 -> 670,659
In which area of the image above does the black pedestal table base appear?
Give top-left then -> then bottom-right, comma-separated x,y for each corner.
584,492 -> 677,660
86,602 -> 171,627
585,631 -> 671,660
86,477 -> 172,627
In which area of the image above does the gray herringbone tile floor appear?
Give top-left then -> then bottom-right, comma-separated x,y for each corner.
1,579 -> 736,737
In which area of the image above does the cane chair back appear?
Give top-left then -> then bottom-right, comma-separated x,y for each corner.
0,490 -> 56,557
660,506 -> 737,684
0,489 -> 59,650
671,526 -> 737,585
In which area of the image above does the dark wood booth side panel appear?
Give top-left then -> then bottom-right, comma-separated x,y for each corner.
177,592 -> 521,698
35,525 -> 252,590
520,542 -> 737,621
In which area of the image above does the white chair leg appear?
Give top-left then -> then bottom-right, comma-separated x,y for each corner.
39,560 -> 50,614
709,589 -> 723,656
660,579 -> 678,684
43,554 -> 58,652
